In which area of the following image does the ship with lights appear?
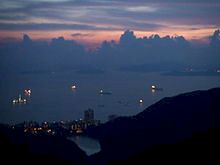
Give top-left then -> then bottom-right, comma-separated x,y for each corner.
12,94 -> 26,104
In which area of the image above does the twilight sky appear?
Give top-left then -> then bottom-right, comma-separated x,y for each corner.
0,0 -> 220,46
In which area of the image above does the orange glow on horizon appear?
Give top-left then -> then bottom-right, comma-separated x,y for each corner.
0,27 -> 216,48
134,28 -> 215,40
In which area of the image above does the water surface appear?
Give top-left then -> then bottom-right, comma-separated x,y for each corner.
0,70 -> 220,124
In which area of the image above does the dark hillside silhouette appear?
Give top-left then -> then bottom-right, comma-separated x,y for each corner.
87,87 -> 220,163
1,88 -> 220,164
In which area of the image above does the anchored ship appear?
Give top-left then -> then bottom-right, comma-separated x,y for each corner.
12,94 -> 26,104
99,89 -> 112,95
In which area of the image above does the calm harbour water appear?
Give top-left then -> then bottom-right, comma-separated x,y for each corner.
68,136 -> 101,156
0,70 -> 220,124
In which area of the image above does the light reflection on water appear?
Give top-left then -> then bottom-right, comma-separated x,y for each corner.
0,70 -> 220,124
68,136 -> 101,156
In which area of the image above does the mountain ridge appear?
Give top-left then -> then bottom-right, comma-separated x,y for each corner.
86,87 -> 220,162
1,87 -> 220,164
